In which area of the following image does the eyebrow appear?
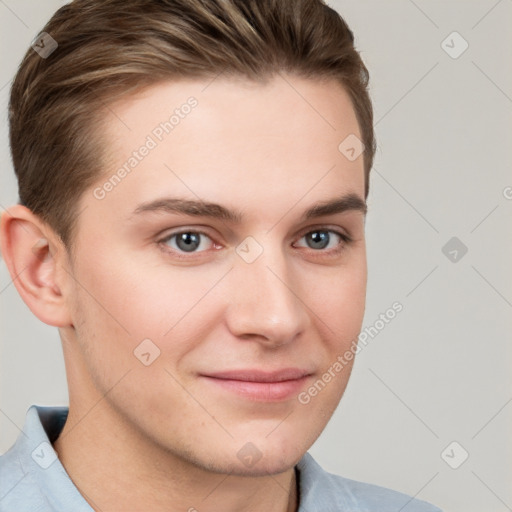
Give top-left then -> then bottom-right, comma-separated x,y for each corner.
131,192 -> 367,223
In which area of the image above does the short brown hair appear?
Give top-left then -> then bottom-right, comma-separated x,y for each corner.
9,0 -> 376,249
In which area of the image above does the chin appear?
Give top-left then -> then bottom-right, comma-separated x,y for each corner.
180,438 -> 306,477
208,452 -> 301,478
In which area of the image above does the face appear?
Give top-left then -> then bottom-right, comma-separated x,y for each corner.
62,74 -> 367,476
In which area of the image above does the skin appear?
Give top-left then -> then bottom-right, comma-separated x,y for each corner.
0,73 -> 367,512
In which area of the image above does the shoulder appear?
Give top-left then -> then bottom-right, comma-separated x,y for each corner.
297,452 -> 443,512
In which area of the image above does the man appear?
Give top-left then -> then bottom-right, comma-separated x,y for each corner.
0,0 -> 442,510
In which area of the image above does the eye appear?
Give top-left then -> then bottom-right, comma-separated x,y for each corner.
159,230 -> 214,254
157,227 -> 352,259
295,229 -> 351,253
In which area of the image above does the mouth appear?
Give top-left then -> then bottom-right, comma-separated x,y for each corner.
199,368 -> 313,402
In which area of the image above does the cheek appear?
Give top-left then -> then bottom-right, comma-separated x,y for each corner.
69,248 -> 225,367
304,254 -> 367,342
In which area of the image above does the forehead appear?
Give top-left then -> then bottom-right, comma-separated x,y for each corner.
85,74 -> 365,226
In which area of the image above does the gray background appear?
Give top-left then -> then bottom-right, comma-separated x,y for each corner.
1,1 -> 511,511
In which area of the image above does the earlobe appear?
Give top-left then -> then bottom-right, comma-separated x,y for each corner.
0,205 -> 73,327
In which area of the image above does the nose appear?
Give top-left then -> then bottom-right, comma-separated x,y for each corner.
224,245 -> 311,348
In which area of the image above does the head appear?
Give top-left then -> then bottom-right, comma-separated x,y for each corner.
2,0 -> 375,476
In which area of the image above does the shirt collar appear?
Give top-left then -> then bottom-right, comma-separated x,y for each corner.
16,405 -> 95,511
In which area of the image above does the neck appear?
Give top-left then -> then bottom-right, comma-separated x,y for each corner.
53,399 -> 299,512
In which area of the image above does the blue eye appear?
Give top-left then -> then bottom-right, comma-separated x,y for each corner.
161,231 -> 213,253
304,231 -> 335,250
158,228 -> 351,259
296,230 -> 350,252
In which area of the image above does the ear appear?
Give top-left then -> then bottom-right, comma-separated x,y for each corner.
0,205 -> 73,327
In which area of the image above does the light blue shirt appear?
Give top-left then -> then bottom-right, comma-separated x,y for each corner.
0,406 -> 442,511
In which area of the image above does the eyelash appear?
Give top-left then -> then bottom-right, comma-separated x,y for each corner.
157,227 -> 353,260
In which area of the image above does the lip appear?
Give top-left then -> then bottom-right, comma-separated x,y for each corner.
200,368 -> 313,401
